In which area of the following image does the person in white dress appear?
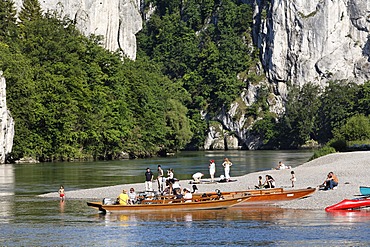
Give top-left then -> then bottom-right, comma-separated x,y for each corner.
209,160 -> 216,182
222,158 -> 232,181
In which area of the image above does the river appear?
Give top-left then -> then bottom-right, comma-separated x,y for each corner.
1,150 -> 370,246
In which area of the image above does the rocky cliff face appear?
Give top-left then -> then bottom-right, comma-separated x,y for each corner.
0,72 -> 14,163
14,0 -> 142,60
205,0 -> 370,150
255,0 -> 370,88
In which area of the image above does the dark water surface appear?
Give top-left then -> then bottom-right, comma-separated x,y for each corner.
1,150 -> 370,246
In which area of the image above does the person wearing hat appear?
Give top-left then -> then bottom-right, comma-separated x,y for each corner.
117,189 -> 129,205
209,159 -> 216,182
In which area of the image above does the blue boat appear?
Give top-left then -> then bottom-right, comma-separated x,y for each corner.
360,186 -> 370,196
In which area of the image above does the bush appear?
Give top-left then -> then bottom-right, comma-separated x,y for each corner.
309,146 -> 336,161
327,139 -> 347,152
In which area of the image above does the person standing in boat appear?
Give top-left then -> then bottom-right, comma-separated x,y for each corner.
157,165 -> 164,193
145,168 -> 154,192
209,159 -> 216,182
290,171 -> 296,187
222,158 -> 233,182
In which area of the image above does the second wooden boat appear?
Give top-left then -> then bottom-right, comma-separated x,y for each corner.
194,187 -> 316,205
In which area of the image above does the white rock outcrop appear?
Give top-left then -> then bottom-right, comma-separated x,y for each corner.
14,0 -> 142,60
0,72 -> 14,163
255,0 -> 370,88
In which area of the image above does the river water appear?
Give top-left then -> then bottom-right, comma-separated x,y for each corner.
1,150 -> 370,246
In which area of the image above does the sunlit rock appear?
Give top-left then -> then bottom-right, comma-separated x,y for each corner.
0,72 -> 14,163
14,0 -> 142,60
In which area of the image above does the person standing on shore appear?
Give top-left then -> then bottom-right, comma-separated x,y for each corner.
145,168 -> 154,191
222,158 -> 233,181
209,160 -> 216,182
290,171 -> 296,187
157,165 -> 164,192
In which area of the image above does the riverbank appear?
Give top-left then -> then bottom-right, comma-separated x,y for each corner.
40,151 -> 370,210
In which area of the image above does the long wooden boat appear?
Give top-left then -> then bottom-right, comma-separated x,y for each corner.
87,195 -> 249,213
360,186 -> 370,196
325,197 -> 370,211
193,187 -> 316,205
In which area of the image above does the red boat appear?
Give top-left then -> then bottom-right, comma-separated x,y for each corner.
325,197 -> 370,211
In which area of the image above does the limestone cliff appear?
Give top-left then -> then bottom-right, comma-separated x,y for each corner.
255,0 -> 370,88
0,72 -> 14,163
205,0 -> 370,150
14,0 -> 142,60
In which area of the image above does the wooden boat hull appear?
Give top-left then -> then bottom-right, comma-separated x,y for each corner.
360,186 -> 370,196
325,198 -> 370,211
194,187 -> 316,205
87,196 -> 248,213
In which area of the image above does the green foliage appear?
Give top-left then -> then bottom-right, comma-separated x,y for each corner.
357,80 -> 370,115
18,0 -> 43,23
0,0 -> 18,42
316,80 -> 360,143
334,114 -> 370,141
309,146 -> 336,161
1,10 -> 192,161
278,83 -> 321,148
326,138 -> 347,152
138,0 -> 256,114
250,113 -> 278,146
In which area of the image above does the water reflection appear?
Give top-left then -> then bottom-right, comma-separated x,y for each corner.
326,209 -> 370,224
0,164 -> 14,223
96,206 -> 313,224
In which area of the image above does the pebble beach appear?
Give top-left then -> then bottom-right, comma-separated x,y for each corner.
40,151 -> 370,210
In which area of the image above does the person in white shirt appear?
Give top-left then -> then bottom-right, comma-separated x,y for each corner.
183,188 -> 193,202
192,172 -> 204,183
209,160 -> 216,182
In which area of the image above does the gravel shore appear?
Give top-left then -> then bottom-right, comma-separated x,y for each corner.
40,151 -> 370,210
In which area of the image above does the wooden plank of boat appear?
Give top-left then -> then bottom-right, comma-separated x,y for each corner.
359,186 -> 370,196
193,187 -> 316,204
325,197 -> 370,211
87,195 -> 249,213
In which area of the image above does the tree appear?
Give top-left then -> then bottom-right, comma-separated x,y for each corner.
317,80 -> 360,143
278,83 -> 321,148
0,0 -> 18,42
334,114 -> 370,141
18,0 -> 43,23
357,80 -> 370,116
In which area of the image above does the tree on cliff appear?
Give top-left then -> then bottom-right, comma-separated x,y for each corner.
18,0 -> 43,23
0,0 -> 18,42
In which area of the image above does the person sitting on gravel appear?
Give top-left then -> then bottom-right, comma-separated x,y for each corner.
255,176 -> 264,189
264,175 -> 276,188
322,172 -> 339,190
